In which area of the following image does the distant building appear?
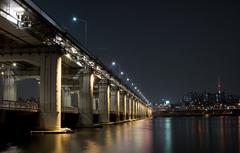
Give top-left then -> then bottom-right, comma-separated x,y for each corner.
181,91 -> 240,109
180,78 -> 240,110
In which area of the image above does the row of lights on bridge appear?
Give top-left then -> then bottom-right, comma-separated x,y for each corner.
111,61 -> 151,105
71,16 -> 151,105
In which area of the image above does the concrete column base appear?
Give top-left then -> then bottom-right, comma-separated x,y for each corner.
39,112 -> 61,130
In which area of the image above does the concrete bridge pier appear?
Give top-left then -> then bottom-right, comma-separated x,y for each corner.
123,94 -> 127,121
146,108 -> 148,118
149,108 -> 151,117
146,107 -> 149,118
147,108 -> 151,117
77,68 -> 94,127
119,92 -> 124,120
142,105 -> 145,118
136,101 -> 139,119
119,92 -> 127,121
141,105 -> 144,118
145,108 -> 148,118
110,86 -> 120,122
128,97 -> 132,120
39,53 -> 62,131
138,103 -> 141,118
135,100 -> 138,119
98,80 -> 110,123
3,70 -> 17,101
147,108 -> 150,117
138,102 -> 141,118
125,95 -> 129,120
139,102 -> 141,118
134,100 -> 137,119
132,99 -> 135,119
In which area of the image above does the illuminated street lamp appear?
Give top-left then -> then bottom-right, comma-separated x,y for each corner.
112,61 -> 116,66
111,61 -> 122,77
110,61 -> 147,102
72,16 -> 88,45
72,17 -> 77,22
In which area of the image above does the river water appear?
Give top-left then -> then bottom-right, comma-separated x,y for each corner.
0,117 -> 239,153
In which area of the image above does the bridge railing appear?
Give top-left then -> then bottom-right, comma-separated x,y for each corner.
0,100 -> 81,114
62,106 -> 79,114
0,100 -> 39,112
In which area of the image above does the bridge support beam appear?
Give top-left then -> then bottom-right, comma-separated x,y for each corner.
3,70 -> 17,101
110,87 -> 120,122
98,81 -> 110,123
62,87 -> 72,107
77,68 -> 94,127
39,53 -> 62,131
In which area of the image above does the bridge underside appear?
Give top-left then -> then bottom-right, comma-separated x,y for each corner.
0,48 -> 152,130
0,0 -> 152,131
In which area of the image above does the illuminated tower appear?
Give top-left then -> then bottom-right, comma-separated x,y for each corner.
217,77 -> 221,94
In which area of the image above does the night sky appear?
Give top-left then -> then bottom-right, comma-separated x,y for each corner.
32,0 -> 240,104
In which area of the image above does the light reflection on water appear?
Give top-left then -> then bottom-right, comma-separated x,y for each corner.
0,117 -> 240,153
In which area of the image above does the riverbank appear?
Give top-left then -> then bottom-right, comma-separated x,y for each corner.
154,109 -> 240,117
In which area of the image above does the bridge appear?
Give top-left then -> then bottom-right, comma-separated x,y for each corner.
0,0 -> 152,131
